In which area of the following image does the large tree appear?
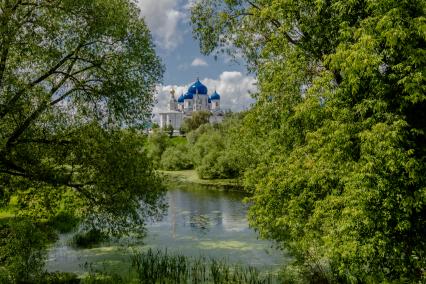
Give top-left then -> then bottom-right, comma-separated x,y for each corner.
0,0 -> 165,231
192,0 -> 425,282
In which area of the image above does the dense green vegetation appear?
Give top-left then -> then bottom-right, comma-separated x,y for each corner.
0,219 -> 52,282
0,0 -> 165,282
71,229 -> 109,249
148,113 -> 246,180
0,0 -> 166,233
0,0 -> 424,282
189,0 -> 426,282
180,110 -> 212,133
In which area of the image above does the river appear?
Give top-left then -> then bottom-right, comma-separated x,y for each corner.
46,183 -> 287,276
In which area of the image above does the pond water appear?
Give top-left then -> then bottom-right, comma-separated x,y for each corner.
46,184 -> 288,275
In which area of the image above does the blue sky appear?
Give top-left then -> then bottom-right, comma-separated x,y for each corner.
137,0 -> 257,113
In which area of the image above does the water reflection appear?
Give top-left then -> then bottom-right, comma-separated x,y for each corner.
47,184 -> 287,274
153,185 -> 249,235
144,185 -> 282,267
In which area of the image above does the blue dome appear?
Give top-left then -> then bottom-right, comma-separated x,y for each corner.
177,94 -> 185,103
183,92 -> 193,100
210,91 -> 221,100
188,79 -> 208,95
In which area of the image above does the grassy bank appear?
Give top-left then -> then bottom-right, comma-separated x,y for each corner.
160,170 -> 242,189
0,210 -> 14,222
0,196 -> 16,223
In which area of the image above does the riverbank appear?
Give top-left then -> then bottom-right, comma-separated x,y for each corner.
160,170 -> 243,189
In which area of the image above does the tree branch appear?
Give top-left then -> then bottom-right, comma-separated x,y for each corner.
0,169 -> 27,178
16,138 -> 72,145
4,56 -> 79,149
0,159 -> 98,205
245,0 -> 299,45
246,0 -> 261,10
0,0 -> 23,93
0,42 -> 83,120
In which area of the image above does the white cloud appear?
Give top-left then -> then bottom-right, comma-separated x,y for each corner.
153,84 -> 189,115
202,71 -> 257,111
153,71 -> 257,118
191,58 -> 208,67
137,0 -> 185,50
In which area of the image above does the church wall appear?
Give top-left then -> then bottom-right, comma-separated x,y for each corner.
193,95 -> 209,111
211,99 -> 220,110
159,113 -> 167,128
167,113 -> 183,130
184,99 -> 193,111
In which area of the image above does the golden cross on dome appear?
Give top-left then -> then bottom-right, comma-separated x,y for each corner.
170,88 -> 176,100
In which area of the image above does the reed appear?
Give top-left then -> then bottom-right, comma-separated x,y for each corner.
131,248 -> 279,283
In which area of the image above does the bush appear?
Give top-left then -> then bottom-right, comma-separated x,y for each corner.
160,144 -> 193,170
49,211 -> 80,233
215,152 -> 241,179
192,130 -> 224,167
41,272 -> 81,284
196,152 -> 220,179
186,123 -> 215,145
146,130 -> 169,168
180,111 -> 211,134
71,229 -> 108,248
0,219 -> 49,283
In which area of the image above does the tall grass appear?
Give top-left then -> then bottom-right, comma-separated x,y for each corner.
131,249 -> 279,283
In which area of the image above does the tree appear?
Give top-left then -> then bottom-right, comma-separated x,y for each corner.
160,144 -> 193,171
0,0 -> 165,232
166,124 -> 174,138
146,129 -> 170,168
189,114 -> 246,179
180,111 -> 211,133
0,219 -> 49,283
191,0 -> 425,282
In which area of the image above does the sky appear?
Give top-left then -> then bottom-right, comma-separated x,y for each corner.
136,0 -> 257,115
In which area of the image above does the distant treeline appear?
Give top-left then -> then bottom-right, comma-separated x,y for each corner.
147,112 -> 247,180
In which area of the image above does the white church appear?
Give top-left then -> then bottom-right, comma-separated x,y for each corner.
158,79 -> 224,130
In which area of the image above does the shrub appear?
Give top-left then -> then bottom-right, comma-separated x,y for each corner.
196,152 -> 221,179
71,229 -> 108,248
42,272 -> 81,284
0,219 -> 49,283
192,130 -> 224,167
186,123 -> 214,145
160,145 -> 193,170
146,130 -> 169,168
49,211 -> 80,233
215,152 -> 241,179
180,111 -> 211,134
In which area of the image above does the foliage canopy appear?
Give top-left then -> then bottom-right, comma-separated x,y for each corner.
180,110 -> 211,133
191,0 -> 426,282
0,0 -> 165,232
